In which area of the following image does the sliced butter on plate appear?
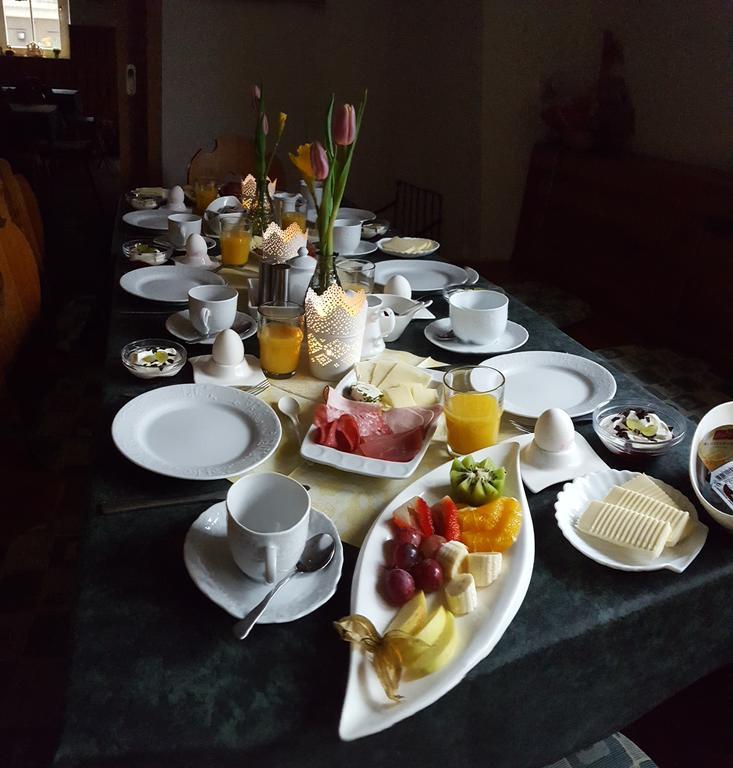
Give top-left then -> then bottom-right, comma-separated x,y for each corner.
619,474 -> 681,509
601,486 -> 690,546
382,237 -> 437,255
577,501 -> 671,558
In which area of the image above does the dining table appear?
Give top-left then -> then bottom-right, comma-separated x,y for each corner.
52,201 -> 733,768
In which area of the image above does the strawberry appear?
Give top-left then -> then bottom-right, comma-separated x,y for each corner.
411,497 -> 434,537
433,496 -> 460,541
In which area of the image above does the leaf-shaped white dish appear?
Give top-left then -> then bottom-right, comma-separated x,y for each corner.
339,441 -> 534,741
555,469 -> 708,572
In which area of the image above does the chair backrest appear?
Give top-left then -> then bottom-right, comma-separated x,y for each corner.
0,234 -> 31,374
15,174 -> 44,255
0,159 -> 41,269
0,216 -> 41,332
187,135 -> 287,191
393,180 -> 442,240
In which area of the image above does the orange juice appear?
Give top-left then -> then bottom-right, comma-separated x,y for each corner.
258,324 -> 303,377
444,392 -> 502,454
195,186 -> 218,215
221,230 -> 252,266
281,210 -> 307,233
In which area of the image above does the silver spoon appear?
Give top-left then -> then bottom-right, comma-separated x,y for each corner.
232,533 -> 336,640
278,395 -> 301,437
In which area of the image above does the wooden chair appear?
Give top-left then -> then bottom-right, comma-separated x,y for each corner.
0,158 -> 42,269
187,135 -> 287,190
0,214 -> 41,334
376,180 -> 442,240
16,174 -> 44,256
0,236 -> 30,374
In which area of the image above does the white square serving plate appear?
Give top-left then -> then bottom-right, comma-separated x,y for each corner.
299,367 -> 443,479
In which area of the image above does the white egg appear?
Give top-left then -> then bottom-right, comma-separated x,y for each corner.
534,408 -> 575,453
383,274 -> 411,299
186,233 -> 207,257
168,185 -> 186,210
212,329 -> 244,366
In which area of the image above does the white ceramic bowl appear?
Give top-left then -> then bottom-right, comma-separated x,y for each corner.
689,401 -> 733,533
377,294 -> 423,342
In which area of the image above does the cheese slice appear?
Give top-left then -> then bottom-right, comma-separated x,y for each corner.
355,361 -> 376,385
371,361 -> 396,389
620,475 -> 680,509
378,362 -> 433,393
577,501 -> 671,558
384,384 -> 416,408
410,383 -> 439,407
602,486 -> 690,546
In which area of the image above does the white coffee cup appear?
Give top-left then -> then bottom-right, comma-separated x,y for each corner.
226,473 -> 311,583
188,284 -> 238,335
168,213 -> 202,248
449,289 -> 508,344
332,218 -> 362,255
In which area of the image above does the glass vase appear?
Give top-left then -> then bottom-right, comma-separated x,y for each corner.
247,176 -> 274,238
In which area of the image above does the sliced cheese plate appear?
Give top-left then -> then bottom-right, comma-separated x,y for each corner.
339,441 -> 534,740
554,469 -> 708,572
300,363 -> 444,480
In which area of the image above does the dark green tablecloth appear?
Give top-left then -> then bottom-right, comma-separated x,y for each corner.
54,207 -> 733,768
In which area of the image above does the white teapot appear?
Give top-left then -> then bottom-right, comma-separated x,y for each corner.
361,294 -> 396,360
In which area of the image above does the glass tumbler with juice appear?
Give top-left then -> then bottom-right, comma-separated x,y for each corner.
258,303 -> 304,379
220,217 -> 252,266
443,366 -> 505,455
194,178 -> 218,215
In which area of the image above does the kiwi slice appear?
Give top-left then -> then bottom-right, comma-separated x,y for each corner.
450,456 -> 506,506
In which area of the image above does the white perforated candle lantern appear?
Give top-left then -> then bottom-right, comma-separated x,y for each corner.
261,222 -> 308,264
240,175 -> 278,211
304,283 -> 367,379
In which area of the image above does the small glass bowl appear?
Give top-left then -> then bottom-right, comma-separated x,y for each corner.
121,238 -> 173,263
592,400 -> 686,458
121,339 -> 187,379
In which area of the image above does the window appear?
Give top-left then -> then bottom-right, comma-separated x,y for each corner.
1,0 -> 70,58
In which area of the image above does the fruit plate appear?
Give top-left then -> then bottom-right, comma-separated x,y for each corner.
554,469 -> 708,573
339,440 -> 534,740
300,368 -> 444,480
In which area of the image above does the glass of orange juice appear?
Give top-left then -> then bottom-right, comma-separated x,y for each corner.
281,210 -> 307,233
194,178 -> 218,215
220,216 -> 252,266
258,303 -> 304,379
443,366 -> 505,455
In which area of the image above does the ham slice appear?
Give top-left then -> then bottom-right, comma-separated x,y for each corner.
359,427 -> 425,462
324,387 -> 389,437
313,405 -> 360,452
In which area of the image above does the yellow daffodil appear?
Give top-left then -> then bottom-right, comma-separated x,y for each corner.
278,112 -> 287,138
289,143 -> 314,183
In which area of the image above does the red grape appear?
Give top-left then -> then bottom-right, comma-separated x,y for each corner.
419,534 -> 446,560
393,542 -> 420,571
384,568 -> 416,606
411,559 -> 444,593
394,527 -> 422,548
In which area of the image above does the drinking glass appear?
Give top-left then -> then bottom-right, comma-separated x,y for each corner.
443,366 -> 505,455
281,210 -> 307,233
220,216 -> 252,266
336,258 -> 375,295
258,302 -> 304,379
194,178 -> 218,215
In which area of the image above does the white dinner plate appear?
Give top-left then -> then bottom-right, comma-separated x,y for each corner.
300,367 -> 443,479
184,503 -> 343,621
554,469 -> 708,573
119,265 -> 225,303
155,235 -> 217,253
377,237 -> 440,258
374,260 -> 468,293
123,208 -> 191,230
112,384 -> 281,480
339,440 -> 534,740
337,207 -> 376,223
165,310 -> 256,345
425,318 -> 529,355
488,351 -> 617,419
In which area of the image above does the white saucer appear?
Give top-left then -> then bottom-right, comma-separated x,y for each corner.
424,317 -> 529,354
190,353 -> 265,387
155,235 -> 216,253
337,241 -> 378,257
184,503 -> 344,621
166,310 -> 256,345
511,432 -> 608,493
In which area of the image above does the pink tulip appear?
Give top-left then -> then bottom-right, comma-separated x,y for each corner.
261,113 -> 269,135
251,84 -> 261,109
333,103 -> 356,146
310,141 -> 329,180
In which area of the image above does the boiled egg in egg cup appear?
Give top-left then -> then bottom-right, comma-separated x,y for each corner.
189,329 -> 265,387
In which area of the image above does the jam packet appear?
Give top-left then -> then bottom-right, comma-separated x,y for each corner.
710,461 -> 733,513
697,425 -> 733,472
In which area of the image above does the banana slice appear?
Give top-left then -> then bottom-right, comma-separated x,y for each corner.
437,540 -> 469,580
445,573 -> 478,616
467,552 -> 502,587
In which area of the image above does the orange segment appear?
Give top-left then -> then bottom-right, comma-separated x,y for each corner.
458,497 -> 522,553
